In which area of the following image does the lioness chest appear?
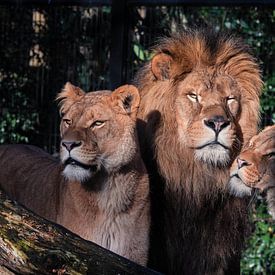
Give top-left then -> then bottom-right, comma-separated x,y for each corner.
56,174 -> 147,253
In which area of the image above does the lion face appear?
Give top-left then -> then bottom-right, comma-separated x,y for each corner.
175,72 -> 240,166
57,83 -> 140,182
229,125 -> 275,197
143,33 -> 262,169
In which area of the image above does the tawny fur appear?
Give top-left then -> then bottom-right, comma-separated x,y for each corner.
134,28 -> 262,274
0,83 -> 150,266
229,125 -> 275,219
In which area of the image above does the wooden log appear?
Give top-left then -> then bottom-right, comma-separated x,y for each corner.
0,189 -> 160,275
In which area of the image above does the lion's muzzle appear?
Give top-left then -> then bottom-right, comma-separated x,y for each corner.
62,140 -> 82,152
204,115 -> 230,135
64,157 -> 98,172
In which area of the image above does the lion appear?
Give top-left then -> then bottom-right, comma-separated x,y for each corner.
229,125 -> 275,219
0,83 -> 150,266
134,28 -> 263,274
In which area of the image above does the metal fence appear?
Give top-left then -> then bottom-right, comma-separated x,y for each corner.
0,4 -> 111,151
0,0 -> 275,152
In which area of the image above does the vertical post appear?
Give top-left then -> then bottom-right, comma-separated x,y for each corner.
109,0 -> 128,90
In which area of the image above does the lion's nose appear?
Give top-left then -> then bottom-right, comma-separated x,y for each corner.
204,115 -> 230,133
237,158 -> 250,169
62,141 -> 82,152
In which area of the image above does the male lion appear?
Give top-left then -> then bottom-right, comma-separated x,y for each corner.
134,29 -> 262,274
0,83 -> 150,266
229,125 -> 275,219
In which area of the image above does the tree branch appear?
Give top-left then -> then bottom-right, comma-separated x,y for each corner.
0,189 -> 159,275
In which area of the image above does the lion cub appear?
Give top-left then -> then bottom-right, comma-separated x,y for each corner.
0,83 -> 150,265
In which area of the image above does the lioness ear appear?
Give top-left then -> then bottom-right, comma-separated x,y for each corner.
112,85 -> 140,116
151,52 -> 175,80
56,82 -> 85,103
56,82 -> 85,113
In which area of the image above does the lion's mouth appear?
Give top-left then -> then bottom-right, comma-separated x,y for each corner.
65,157 -> 98,172
230,172 -> 262,190
230,173 -> 241,180
196,141 -> 229,150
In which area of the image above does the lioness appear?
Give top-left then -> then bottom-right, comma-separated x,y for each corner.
0,83 -> 150,265
229,125 -> 275,219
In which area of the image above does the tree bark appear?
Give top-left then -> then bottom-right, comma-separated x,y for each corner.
0,189 -> 160,275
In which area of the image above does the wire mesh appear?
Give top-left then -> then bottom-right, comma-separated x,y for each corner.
0,5 -> 111,152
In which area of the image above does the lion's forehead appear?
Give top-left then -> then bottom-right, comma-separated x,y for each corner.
180,71 -> 238,96
82,92 -> 111,107
249,128 -> 275,153
240,150 -> 259,163
65,95 -> 113,121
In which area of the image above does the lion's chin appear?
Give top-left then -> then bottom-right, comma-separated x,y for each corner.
228,176 -> 252,197
194,145 -> 230,167
63,164 -> 94,183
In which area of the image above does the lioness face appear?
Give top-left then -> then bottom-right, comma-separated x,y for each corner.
57,83 -> 140,182
229,125 -> 275,197
175,71 -> 240,166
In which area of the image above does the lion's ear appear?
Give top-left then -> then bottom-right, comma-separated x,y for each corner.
56,82 -> 85,104
151,53 -> 176,80
56,82 -> 85,116
111,84 -> 140,116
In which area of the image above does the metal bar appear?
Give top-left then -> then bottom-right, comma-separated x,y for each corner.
1,0 -> 275,7
0,0 -> 111,6
127,0 -> 275,6
109,0 -> 128,89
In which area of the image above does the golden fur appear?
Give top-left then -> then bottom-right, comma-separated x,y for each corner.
0,83 -> 150,265
134,28 -> 263,274
229,125 -> 275,219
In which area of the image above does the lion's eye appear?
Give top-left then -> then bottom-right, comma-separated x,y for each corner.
91,120 -> 105,128
187,93 -> 198,102
266,152 -> 275,159
226,96 -> 236,104
63,119 -> 72,127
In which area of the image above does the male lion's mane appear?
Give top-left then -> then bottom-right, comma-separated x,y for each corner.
134,29 -> 262,274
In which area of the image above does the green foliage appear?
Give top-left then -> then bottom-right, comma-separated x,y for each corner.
241,201 -> 275,275
133,43 -> 153,61
0,73 -> 39,144
0,112 -> 38,144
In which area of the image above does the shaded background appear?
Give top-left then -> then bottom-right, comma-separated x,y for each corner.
0,0 -> 274,273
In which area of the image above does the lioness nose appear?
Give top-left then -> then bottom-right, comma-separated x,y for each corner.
204,115 -> 230,133
62,141 -> 82,152
237,158 -> 250,169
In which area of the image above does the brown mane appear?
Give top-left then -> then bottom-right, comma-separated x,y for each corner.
134,28 -> 262,274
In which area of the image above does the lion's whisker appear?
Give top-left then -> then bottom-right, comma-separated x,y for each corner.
247,189 -> 258,210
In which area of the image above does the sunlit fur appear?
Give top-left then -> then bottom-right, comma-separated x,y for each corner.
228,176 -> 252,197
134,28 -> 262,274
0,83 -> 150,266
229,125 -> 275,219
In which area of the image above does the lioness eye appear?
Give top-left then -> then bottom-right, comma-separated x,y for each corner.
91,121 -> 105,128
187,93 -> 198,102
63,119 -> 72,127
